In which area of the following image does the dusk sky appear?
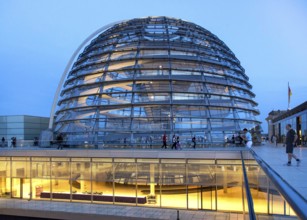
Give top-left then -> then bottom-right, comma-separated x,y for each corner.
1,0 -> 306,132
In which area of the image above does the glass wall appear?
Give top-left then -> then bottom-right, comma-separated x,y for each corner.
53,17 -> 260,148
136,159 -> 160,207
187,160 -> 216,210
31,157 -> 50,200
0,156 -> 296,217
0,157 -> 10,198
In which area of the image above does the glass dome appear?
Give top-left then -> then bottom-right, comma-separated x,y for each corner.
52,16 -> 260,148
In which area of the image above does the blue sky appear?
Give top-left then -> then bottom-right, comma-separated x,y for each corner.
0,0 -> 307,132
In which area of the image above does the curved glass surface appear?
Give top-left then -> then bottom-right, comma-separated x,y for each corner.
53,16 -> 260,147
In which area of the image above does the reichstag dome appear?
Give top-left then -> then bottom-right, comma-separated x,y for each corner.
51,16 -> 260,148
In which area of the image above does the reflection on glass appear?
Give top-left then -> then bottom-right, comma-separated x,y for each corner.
161,163 -> 186,208
53,17 -> 260,147
114,163 -> 136,205
0,156 -> 298,217
216,165 -> 243,212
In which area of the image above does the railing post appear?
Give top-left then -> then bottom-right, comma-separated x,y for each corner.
241,151 -> 257,220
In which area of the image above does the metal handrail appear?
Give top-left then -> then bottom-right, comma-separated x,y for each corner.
241,151 -> 257,220
250,149 -> 307,220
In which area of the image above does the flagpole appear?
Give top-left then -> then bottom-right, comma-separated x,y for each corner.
288,82 -> 292,110
288,82 -> 289,110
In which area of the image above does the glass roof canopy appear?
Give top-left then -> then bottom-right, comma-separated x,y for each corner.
52,16 -> 260,147
0,149 -> 303,219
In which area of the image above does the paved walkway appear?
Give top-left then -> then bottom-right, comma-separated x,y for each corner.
252,142 -> 307,200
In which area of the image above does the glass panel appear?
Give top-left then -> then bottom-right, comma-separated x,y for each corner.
51,179 -> 71,201
137,60 -> 170,71
171,60 -> 202,71
161,159 -> 185,164
187,164 -> 216,210
136,69 -> 168,77
160,163 -> 186,208
104,71 -> 133,81
174,118 -> 208,130
136,163 -> 160,207
71,162 -> 91,180
104,93 -> 132,105
172,105 -> 208,117
52,158 -> 70,162
268,181 -> 285,215
0,161 -> 10,198
210,107 -> 234,119
134,93 -> 170,103
110,51 -> 136,60
170,50 -> 197,56
139,50 -> 168,56
247,165 -> 268,214
71,180 -> 92,202
32,161 -> 51,178
32,157 -> 50,162
137,159 -> 159,163
172,81 -> 203,93
133,106 -> 170,117
216,164 -> 243,212
92,158 -> 112,162
12,178 -> 21,198
134,81 -> 170,92
51,162 -> 70,179
131,117 -> 170,131
83,73 -> 104,84
69,162 -> 92,201
32,178 -> 50,200
206,84 -> 229,95
11,178 -> 30,199
173,93 -> 204,101
114,158 -> 135,163
12,161 -> 30,178
107,60 -> 135,71
114,162 -> 137,205
92,162 -> 113,203
12,157 -> 29,161
103,82 -> 133,93
171,70 -> 201,76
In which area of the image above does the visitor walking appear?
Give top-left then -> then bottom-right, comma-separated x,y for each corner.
1,137 -> 5,147
33,137 -> 39,146
171,134 -> 177,149
176,136 -> 181,150
57,134 -> 64,150
272,135 -> 277,147
10,137 -> 17,148
192,136 -> 196,148
148,136 -> 152,149
161,133 -> 167,149
285,124 -> 301,166
243,128 -> 252,148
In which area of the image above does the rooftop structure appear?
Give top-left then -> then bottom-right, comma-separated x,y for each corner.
51,16 -> 260,148
0,115 -> 49,143
266,101 -> 307,145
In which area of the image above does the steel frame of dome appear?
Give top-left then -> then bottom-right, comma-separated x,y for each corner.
51,16 -> 260,148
